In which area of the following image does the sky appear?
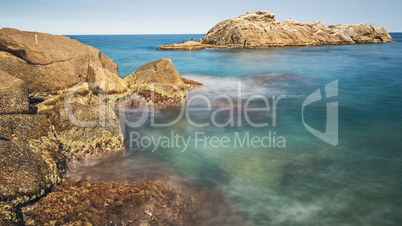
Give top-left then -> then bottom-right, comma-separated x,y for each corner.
1,0 -> 401,35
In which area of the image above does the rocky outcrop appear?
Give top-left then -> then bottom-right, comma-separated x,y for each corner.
0,75 -> 66,223
0,29 -> 206,225
0,118 -> 63,224
157,11 -> 393,50
0,28 -> 128,93
0,70 -> 30,114
0,29 -> 130,223
124,58 -> 188,105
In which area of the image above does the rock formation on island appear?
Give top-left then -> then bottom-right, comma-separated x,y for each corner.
157,11 -> 394,50
0,28 -> 204,224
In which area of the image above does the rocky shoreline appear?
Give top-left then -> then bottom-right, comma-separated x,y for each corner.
1,10 -> 393,223
0,28 -> 204,225
157,11 -> 394,51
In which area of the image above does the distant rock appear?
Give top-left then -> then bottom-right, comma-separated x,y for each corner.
157,11 -> 393,50
0,28 -> 128,93
0,70 -> 30,114
157,41 -> 212,51
124,58 -> 188,105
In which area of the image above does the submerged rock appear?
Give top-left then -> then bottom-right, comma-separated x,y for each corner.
158,11 -> 393,50
0,70 -> 30,114
0,28 -> 128,94
23,179 -> 197,225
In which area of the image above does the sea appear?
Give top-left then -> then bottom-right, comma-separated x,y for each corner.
66,33 -> 402,225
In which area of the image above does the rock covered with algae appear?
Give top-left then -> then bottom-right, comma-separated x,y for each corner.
36,85 -> 126,169
23,179 -> 197,225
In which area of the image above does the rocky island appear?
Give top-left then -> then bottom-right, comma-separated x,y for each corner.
157,11 -> 394,50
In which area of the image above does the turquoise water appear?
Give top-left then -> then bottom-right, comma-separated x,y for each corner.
68,34 -> 402,225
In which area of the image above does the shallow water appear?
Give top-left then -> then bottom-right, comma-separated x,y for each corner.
67,33 -> 402,225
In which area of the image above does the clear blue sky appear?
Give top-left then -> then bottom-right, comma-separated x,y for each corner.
1,0 -> 401,35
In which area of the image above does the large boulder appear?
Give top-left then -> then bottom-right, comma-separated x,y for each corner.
124,58 -> 188,103
0,52 -> 81,94
0,137 -> 62,224
0,70 -> 30,114
0,28 -> 128,93
158,11 -> 393,50
0,112 -> 66,224
0,140 -> 60,206
0,114 -> 65,179
0,114 -> 50,145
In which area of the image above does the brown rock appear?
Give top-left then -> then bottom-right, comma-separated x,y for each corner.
0,51 -> 25,62
0,114 -> 50,145
0,54 -> 81,94
0,139 -> 61,206
0,70 -> 30,114
124,58 -> 188,102
0,28 -> 127,94
87,62 -> 127,93
0,113 -> 65,179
